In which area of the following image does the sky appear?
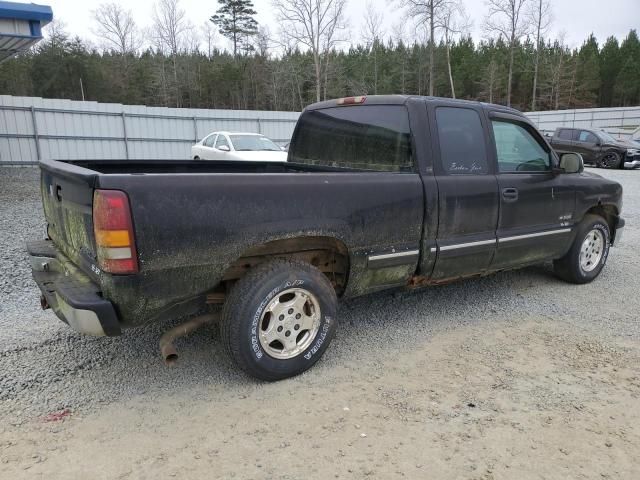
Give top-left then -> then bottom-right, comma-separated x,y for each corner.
39,0 -> 640,52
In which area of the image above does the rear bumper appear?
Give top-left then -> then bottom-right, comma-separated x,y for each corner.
27,240 -> 121,336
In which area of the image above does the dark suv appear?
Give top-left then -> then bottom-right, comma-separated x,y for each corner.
550,127 -> 640,169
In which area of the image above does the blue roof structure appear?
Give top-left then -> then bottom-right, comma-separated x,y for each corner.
0,1 -> 53,62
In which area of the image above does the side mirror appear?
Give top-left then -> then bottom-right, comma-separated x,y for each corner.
559,152 -> 584,174
218,145 -> 230,152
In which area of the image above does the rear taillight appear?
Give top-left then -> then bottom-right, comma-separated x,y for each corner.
93,189 -> 138,274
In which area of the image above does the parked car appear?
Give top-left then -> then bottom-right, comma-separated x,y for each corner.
29,95 -> 624,381
191,132 -> 287,161
549,127 -> 640,169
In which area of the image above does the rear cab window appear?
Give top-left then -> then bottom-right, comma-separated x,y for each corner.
288,105 -> 413,172
557,129 -> 574,140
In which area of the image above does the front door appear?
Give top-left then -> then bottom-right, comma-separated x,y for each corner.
488,113 -> 574,270
572,130 -> 601,165
429,104 -> 499,280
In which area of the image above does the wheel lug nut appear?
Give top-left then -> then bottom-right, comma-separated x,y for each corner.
294,324 -> 300,330
295,313 -> 301,319
288,308 -> 294,314
279,314 -> 284,321
285,331 -> 291,337
277,326 -> 283,332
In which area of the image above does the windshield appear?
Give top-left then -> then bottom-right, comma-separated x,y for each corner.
598,131 -> 617,143
229,135 -> 281,151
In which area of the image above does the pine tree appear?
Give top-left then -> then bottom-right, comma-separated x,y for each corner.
614,30 -> 640,106
598,37 -> 621,107
210,0 -> 258,58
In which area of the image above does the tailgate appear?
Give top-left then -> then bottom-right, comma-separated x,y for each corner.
39,159 -> 99,276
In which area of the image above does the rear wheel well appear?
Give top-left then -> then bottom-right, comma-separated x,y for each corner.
584,204 -> 618,237
207,237 -> 350,304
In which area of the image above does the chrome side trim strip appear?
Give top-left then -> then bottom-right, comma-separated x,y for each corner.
499,228 -> 571,243
439,239 -> 496,251
368,249 -> 420,261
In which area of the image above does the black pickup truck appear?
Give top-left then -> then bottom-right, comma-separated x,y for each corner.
549,127 -> 640,169
28,95 -> 624,380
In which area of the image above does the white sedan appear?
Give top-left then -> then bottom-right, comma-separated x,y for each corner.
191,132 -> 288,162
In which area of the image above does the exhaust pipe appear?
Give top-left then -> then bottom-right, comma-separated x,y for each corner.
159,313 -> 219,365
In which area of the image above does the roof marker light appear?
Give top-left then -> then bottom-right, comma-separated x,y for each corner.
337,96 -> 367,106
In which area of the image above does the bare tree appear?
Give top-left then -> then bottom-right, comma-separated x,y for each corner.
152,0 -> 189,56
272,0 -> 347,103
549,31 -> 567,109
361,1 -> 385,94
43,20 -> 69,49
92,3 -> 141,55
528,0 -> 552,110
483,0 -> 531,107
152,0 -> 191,107
439,1 -> 469,98
391,21 -> 412,93
400,0 -> 453,96
255,26 -> 272,57
200,21 -> 218,58
361,1 -> 385,46
481,58 -> 501,103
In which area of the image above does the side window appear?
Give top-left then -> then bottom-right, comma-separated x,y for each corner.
435,107 -> 488,175
215,135 -> 229,149
492,120 -> 551,173
578,131 -> 598,143
204,134 -> 217,147
558,129 -> 573,140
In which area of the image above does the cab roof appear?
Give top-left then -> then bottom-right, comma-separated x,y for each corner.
305,95 -> 524,117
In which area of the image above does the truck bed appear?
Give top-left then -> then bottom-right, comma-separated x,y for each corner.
36,158 -> 426,330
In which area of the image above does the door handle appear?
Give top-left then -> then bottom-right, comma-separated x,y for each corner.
502,187 -> 518,202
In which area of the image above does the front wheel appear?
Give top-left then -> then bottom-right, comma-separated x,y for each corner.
554,215 -> 610,284
221,259 -> 337,381
597,151 -> 621,169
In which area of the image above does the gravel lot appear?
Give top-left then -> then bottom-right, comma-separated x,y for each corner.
1,165 -> 639,479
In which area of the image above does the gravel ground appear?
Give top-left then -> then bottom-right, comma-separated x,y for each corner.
1,166 -> 639,478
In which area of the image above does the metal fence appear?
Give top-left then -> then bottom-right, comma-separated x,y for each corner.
526,106 -> 640,136
2,95 -> 639,165
0,95 -> 300,165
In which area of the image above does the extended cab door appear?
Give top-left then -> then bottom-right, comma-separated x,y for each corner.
428,103 -> 499,280
551,128 -> 576,155
488,113 -> 574,269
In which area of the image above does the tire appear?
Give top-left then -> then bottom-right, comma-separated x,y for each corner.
193,156 -> 200,160
554,214 -> 611,284
221,259 -> 338,381
597,151 -> 621,169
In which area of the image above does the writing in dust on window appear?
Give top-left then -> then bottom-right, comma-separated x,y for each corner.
448,161 -> 484,173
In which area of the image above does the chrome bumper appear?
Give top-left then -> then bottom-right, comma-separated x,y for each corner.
624,159 -> 640,169
27,240 -> 121,336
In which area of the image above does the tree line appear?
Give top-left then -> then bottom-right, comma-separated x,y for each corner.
0,0 -> 638,113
